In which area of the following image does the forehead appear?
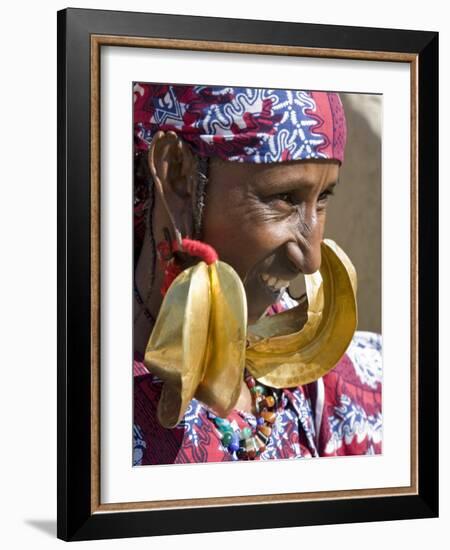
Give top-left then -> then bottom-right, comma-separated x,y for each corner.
209,158 -> 340,191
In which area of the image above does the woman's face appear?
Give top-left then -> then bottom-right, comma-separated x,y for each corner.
201,158 -> 340,324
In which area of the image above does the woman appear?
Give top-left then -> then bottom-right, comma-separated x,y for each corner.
133,84 -> 382,465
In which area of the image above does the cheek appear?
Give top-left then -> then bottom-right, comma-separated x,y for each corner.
202,199 -> 286,279
315,209 -> 327,236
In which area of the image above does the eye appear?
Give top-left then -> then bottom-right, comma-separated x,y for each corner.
271,192 -> 296,205
318,188 -> 335,203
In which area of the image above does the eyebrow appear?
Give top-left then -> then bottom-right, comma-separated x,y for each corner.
256,175 -> 340,192
327,179 -> 339,189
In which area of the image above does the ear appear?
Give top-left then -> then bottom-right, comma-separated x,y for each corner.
148,130 -> 197,238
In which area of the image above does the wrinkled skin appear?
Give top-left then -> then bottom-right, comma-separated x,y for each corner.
202,156 -> 339,325
134,131 -> 340,412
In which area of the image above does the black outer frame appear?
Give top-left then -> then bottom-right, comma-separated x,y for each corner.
57,7 -> 439,542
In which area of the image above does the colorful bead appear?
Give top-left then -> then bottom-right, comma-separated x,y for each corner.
210,377 -> 279,461
254,435 -> 267,453
261,411 -> 276,424
256,430 -> 269,445
214,417 -> 231,429
245,437 -> 258,454
241,427 -> 252,439
258,424 -> 272,437
237,444 -> 247,458
245,376 -> 256,388
222,431 -> 233,446
255,397 -> 265,413
258,398 -> 266,409
264,395 -> 275,407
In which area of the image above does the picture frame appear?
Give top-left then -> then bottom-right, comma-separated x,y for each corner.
57,7 -> 438,541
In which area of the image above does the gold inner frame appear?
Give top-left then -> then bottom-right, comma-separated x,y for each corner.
90,35 -> 419,514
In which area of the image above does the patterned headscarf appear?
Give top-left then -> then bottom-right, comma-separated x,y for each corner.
133,83 -> 347,260
134,83 -> 346,164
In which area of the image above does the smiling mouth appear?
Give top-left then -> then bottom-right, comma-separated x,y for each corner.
258,273 -> 290,297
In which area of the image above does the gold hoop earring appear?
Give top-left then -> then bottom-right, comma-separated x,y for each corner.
245,239 -> 357,388
144,239 -> 357,428
144,260 -> 247,428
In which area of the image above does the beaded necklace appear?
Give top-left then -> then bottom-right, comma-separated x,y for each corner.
208,369 -> 279,460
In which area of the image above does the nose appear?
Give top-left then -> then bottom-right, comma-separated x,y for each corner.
286,240 -> 321,275
285,213 -> 322,275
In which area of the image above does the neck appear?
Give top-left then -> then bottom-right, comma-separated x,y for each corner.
134,230 -> 161,356
234,379 -> 257,415
133,303 -> 155,357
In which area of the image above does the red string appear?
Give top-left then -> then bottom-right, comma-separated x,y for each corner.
157,237 -> 219,296
160,261 -> 183,296
175,238 -> 218,264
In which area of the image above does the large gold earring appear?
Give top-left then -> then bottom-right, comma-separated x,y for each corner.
245,239 -> 357,387
144,239 -> 357,428
144,260 -> 247,429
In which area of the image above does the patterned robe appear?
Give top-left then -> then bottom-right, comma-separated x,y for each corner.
133,295 -> 382,465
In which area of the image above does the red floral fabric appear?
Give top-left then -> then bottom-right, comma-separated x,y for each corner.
133,331 -> 382,465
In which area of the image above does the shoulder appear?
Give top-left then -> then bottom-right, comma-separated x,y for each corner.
332,331 -> 382,391
317,331 -> 382,456
322,331 -> 382,408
